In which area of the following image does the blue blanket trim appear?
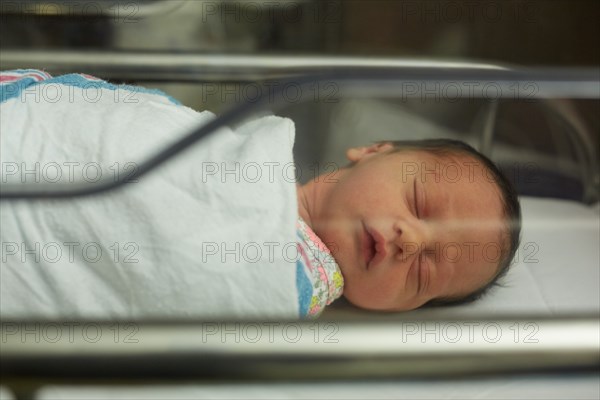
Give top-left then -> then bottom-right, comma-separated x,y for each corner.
296,260 -> 313,318
1,70 -> 182,106
0,70 -> 45,103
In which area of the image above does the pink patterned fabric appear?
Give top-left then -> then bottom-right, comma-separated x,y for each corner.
296,217 -> 344,317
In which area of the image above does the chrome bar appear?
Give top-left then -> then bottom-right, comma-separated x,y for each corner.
0,50 -> 509,81
1,316 -> 598,382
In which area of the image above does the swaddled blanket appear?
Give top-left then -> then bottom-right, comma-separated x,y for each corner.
0,70 -> 342,319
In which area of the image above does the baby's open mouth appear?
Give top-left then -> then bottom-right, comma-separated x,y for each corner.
363,223 -> 388,270
362,222 -> 376,269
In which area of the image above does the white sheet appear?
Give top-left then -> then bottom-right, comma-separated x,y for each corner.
0,81 -> 301,320
470,196 -> 600,315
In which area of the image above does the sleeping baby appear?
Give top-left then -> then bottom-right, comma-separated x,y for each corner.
0,70 -> 521,319
296,139 -> 521,316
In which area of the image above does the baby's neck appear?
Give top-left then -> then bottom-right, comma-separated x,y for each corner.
296,167 -> 350,230
296,183 -> 312,226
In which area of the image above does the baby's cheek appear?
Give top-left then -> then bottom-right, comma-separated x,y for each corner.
324,240 -> 341,260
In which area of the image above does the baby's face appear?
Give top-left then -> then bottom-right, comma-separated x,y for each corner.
311,144 -> 505,311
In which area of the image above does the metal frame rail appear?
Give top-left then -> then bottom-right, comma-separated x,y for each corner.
1,316 -> 599,400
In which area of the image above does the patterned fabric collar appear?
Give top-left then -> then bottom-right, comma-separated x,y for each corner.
296,217 -> 344,316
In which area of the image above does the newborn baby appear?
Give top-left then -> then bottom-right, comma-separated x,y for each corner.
296,139 -> 522,313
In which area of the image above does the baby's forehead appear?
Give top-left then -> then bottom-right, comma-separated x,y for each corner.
395,148 -> 478,165
389,148 -> 492,183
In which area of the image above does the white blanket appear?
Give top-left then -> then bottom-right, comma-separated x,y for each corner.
0,76 -> 301,320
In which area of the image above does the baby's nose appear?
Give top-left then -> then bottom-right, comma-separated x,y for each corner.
392,220 -> 428,260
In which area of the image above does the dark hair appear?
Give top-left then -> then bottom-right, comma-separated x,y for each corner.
381,139 -> 522,307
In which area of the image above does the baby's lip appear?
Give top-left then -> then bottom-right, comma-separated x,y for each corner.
363,222 -> 387,270
362,221 -> 375,269
366,224 -> 387,269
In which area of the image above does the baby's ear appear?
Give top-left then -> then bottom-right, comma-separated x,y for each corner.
345,142 -> 394,163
